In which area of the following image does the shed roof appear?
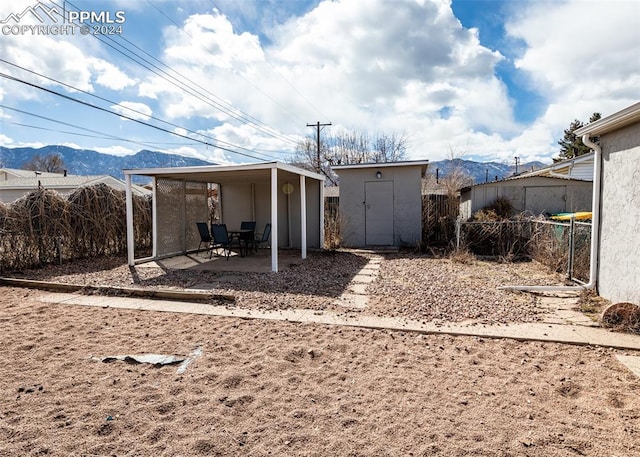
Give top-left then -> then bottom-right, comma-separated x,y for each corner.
332,159 -> 429,172
461,174 -> 592,192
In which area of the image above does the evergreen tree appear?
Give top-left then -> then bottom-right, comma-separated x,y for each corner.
555,112 -> 601,161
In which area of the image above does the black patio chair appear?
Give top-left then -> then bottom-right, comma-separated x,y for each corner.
211,223 -> 232,260
195,222 -> 212,256
254,223 -> 271,252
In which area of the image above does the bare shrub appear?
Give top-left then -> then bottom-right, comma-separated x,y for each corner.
527,220 -> 568,274
449,248 -> 475,264
576,289 -> 609,316
473,197 -> 514,221
0,184 -> 151,271
601,302 -> 640,334
459,218 -> 530,259
324,208 -> 343,250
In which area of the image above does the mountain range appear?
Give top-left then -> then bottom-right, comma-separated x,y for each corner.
0,145 -> 547,184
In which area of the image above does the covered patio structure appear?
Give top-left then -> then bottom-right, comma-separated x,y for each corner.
124,162 -> 325,272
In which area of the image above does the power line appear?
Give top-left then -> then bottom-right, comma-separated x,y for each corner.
207,0 -> 332,123
0,60 -> 279,161
55,0 -> 300,147
0,104 -> 203,156
0,71 -> 273,162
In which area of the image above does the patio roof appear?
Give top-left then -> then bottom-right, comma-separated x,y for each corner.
123,161 -> 324,184
123,161 -> 325,273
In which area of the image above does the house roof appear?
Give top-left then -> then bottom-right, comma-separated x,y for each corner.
517,152 -> 594,180
332,159 -> 429,172
0,168 -> 64,179
123,161 -> 325,184
574,101 -> 640,136
0,172 -> 150,197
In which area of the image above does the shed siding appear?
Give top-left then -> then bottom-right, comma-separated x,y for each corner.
462,176 -> 592,219
337,165 -> 423,247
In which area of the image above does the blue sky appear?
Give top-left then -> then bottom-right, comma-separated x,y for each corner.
0,0 -> 638,165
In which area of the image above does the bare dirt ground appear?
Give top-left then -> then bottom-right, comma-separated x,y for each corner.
1,251 -> 639,456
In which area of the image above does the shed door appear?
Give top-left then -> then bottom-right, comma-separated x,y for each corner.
524,186 -> 567,215
365,180 -> 394,245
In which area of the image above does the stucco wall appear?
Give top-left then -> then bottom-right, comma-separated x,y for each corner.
462,177 -> 592,219
222,176 -> 321,249
336,165 -> 422,247
598,128 -> 640,304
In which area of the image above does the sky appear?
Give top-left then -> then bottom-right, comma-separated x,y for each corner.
0,0 -> 638,166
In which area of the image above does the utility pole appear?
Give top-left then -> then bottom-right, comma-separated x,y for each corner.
307,121 -> 331,173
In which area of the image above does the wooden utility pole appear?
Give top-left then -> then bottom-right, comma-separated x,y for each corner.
307,121 -> 331,172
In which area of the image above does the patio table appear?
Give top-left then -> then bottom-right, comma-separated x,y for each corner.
228,229 -> 254,257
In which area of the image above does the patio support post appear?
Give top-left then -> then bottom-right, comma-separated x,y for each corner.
125,173 -> 135,266
271,167 -> 279,272
300,175 -> 307,259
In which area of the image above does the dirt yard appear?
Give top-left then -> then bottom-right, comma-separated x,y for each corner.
1,251 -> 639,456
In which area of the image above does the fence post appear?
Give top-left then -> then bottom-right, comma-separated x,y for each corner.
567,216 -> 575,279
455,216 -> 461,250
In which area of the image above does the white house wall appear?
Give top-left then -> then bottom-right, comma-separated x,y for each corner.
338,166 -> 422,247
597,123 -> 640,303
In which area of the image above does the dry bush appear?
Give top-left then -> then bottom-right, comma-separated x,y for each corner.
449,248 -> 475,264
473,197 -> 514,221
576,289 -> 609,316
459,218 -> 530,259
324,208 -> 343,249
601,302 -> 640,334
527,220 -> 568,274
0,185 -> 151,271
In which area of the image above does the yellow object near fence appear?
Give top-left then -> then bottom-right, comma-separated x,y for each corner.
550,212 -> 592,221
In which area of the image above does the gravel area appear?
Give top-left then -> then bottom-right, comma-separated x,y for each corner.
6,250 -> 565,324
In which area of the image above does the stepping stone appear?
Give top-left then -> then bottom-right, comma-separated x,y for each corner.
334,293 -> 368,309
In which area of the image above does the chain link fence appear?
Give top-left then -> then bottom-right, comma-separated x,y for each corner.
456,217 -> 591,282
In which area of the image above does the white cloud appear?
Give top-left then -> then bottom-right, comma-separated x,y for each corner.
88,59 -> 137,91
110,101 -> 153,121
137,0 -> 519,163
506,0 -> 640,124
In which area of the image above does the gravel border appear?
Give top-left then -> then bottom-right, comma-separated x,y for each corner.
5,250 -> 565,323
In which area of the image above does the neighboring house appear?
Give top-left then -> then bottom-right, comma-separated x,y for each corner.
0,168 -> 150,203
517,152 -> 595,181
332,160 -> 429,247
574,101 -> 640,304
